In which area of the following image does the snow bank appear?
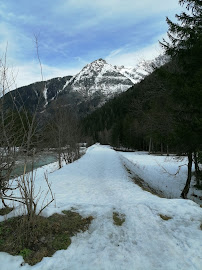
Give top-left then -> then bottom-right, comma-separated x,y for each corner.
119,151 -> 202,204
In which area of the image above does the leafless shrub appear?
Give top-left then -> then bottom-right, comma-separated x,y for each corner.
0,37 -> 54,215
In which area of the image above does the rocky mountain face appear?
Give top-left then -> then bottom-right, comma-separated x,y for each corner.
4,55 -> 169,116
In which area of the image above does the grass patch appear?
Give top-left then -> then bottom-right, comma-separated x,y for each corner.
0,207 -> 13,216
113,212 -> 125,226
0,210 -> 93,265
159,214 -> 172,221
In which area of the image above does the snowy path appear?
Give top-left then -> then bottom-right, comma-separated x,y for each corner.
1,145 -> 202,270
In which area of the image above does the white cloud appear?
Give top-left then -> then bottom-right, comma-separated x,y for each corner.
107,48 -> 124,58
106,41 -> 164,67
0,22 -> 34,64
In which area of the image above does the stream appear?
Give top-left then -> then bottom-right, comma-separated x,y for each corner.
11,150 -> 58,178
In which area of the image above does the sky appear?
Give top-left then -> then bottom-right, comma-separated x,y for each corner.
0,0 -> 182,88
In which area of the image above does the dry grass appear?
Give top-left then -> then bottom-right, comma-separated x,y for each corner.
0,210 -> 93,265
159,214 -> 172,221
113,212 -> 125,226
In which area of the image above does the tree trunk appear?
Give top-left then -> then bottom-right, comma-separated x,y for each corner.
149,138 -> 152,154
58,151 -> 62,169
181,152 -> 192,199
194,152 -> 200,185
161,142 -> 163,155
166,145 -> 169,156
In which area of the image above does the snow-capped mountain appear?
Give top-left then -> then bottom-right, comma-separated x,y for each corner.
64,58 -> 133,98
4,55 -> 169,116
61,55 -> 168,109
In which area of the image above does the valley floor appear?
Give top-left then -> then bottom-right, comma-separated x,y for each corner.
0,144 -> 202,270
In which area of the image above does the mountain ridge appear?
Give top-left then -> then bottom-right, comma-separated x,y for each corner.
3,55 -> 169,116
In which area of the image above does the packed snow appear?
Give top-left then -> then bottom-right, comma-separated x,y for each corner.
0,145 -> 202,270
43,86 -> 48,107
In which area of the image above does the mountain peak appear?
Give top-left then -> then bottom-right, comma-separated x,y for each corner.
88,58 -> 108,69
64,58 -> 133,98
93,58 -> 107,64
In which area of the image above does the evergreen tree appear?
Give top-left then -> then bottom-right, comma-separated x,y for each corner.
160,0 -> 202,59
160,0 -> 202,198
